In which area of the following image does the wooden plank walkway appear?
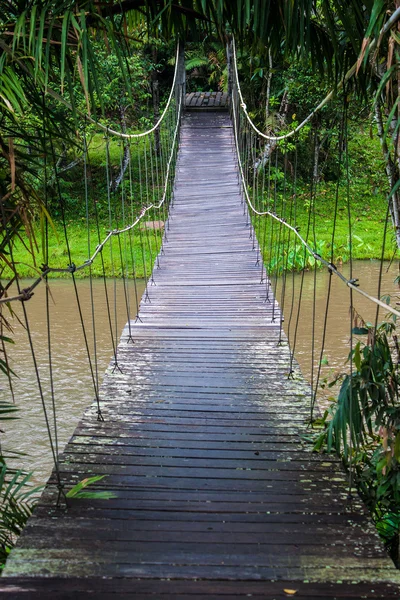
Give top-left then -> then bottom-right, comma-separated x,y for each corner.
185,91 -> 229,110
1,112 -> 400,598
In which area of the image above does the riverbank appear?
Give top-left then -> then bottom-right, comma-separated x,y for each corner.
6,221 -> 161,280
7,123 -> 396,280
7,206 -> 394,280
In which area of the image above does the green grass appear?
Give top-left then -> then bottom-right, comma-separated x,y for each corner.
5,221 -> 161,280
254,184 -> 393,274
3,128 -> 172,281
6,126 -> 396,280
253,127 -> 395,272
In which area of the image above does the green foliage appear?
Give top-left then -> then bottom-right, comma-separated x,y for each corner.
66,475 -> 116,500
184,41 -> 227,92
251,121 -> 391,273
266,239 -> 327,274
5,222 -> 157,279
315,320 -> 400,554
0,466 -> 41,568
0,0 -> 398,570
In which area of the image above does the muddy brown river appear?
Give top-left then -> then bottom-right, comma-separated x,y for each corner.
0,260 -> 398,486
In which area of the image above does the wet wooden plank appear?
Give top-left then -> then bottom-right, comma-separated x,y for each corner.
185,92 -> 195,106
185,92 -> 229,111
3,111 -> 399,597
0,577 -> 399,598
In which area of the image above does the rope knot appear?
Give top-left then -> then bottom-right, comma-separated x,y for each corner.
19,288 -> 34,302
241,102 -> 247,110
349,278 -> 359,287
68,263 -> 76,273
328,262 -> 337,274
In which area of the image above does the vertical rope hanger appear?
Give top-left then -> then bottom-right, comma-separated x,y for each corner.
117,140 -> 134,344
253,136 -> 261,256
127,140 -> 142,322
160,112 -> 172,244
83,130 -> 100,403
41,98 -> 65,503
0,142 -> 65,506
148,134 -> 160,269
154,127 -> 166,260
280,138 -> 298,357
271,148 -> 280,319
262,148 -> 272,293
344,90 -> 356,501
86,133 -> 120,376
111,142 -> 122,373
105,133 -> 123,374
278,139 -> 290,346
255,140 -> 266,269
286,138 -> 299,378
161,114 -> 172,242
250,132 -> 257,243
310,127 -> 320,413
312,108 -> 346,418
48,130 -> 105,423
244,124 -> 251,226
143,136 -> 156,286
43,110 -> 59,462
290,127 -> 316,385
137,138 -> 151,304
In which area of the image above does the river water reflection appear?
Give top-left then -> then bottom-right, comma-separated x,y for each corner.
1,260 -> 398,486
276,260 -> 400,398
0,278 -> 145,484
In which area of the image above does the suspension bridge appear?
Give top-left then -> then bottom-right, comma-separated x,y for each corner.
0,44 -> 400,598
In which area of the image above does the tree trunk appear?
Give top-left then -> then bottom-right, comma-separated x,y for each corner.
312,130 -> 320,185
111,104 -> 130,193
375,101 -> 400,249
226,39 -> 233,99
254,89 -> 288,171
151,47 -> 160,155
265,48 -> 273,125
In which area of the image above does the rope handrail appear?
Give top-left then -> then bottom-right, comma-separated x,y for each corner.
0,91 -> 183,305
94,42 -> 181,139
232,6 -> 400,142
230,90 -> 400,320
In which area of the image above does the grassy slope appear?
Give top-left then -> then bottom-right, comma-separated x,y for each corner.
254,126 -> 394,272
8,222 -> 159,279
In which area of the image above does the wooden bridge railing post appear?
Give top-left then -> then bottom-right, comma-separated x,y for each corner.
176,40 -> 186,111
226,37 -> 233,103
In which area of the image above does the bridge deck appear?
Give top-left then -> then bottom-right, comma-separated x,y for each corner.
185,91 -> 229,110
2,112 -> 399,598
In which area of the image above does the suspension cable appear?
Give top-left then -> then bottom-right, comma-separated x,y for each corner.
230,88 -> 400,319
231,7 -> 400,143
1,90 -> 183,306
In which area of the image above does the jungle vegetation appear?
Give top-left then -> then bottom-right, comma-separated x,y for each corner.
0,0 -> 399,566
